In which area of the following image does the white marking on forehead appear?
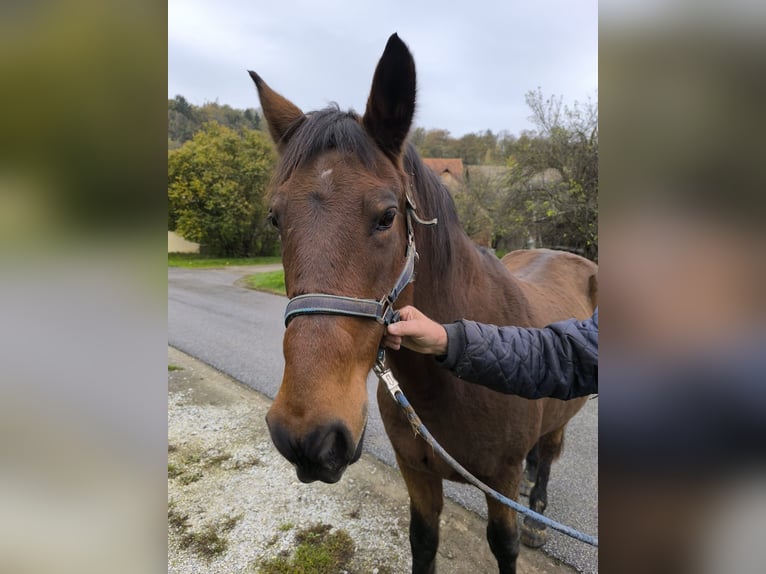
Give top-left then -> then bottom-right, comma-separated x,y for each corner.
320,168 -> 333,179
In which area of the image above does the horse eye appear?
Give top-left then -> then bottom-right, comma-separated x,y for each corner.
376,209 -> 396,231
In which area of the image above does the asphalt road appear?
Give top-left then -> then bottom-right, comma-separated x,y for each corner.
168,266 -> 598,573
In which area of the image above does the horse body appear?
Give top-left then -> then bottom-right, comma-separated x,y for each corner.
376,150 -> 593,572
250,33 -> 596,574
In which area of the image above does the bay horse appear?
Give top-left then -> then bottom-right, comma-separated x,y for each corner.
250,33 -> 597,574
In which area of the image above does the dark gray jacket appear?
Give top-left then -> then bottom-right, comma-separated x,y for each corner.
437,309 -> 598,400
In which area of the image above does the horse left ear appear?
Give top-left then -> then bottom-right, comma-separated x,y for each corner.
363,33 -> 416,162
248,70 -> 305,153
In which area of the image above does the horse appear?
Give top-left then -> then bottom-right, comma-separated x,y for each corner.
250,33 -> 597,574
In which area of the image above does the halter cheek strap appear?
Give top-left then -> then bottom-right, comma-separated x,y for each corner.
283,191 -> 436,327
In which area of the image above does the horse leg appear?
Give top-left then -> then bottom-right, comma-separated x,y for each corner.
519,443 -> 539,497
521,426 -> 565,548
396,455 -> 444,574
484,472 -> 522,574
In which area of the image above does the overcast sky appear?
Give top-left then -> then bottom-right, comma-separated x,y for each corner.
168,0 -> 597,137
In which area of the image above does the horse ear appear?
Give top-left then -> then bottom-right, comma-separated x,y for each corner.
248,71 -> 305,152
363,33 -> 416,161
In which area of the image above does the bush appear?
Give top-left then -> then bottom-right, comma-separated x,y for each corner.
168,123 -> 278,257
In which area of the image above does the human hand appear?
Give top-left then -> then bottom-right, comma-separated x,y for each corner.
383,305 -> 448,355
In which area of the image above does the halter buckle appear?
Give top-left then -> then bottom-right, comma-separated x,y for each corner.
373,349 -> 401,398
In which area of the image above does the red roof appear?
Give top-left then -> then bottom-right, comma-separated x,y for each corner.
422,158 -> 464,179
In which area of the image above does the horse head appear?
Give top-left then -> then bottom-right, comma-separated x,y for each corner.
250,34 -> 417,483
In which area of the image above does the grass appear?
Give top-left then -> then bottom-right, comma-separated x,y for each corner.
168,502 -> 242,560
177,470 -> 203,485
168,364 -> 183,371
257,523 -> 355,574
181,524 -> 228,557
168,503 -> 190,530
244,270 -> 286,295
168,253 -> 282,268
168,449 -> 206,485
167,462 -> 184,479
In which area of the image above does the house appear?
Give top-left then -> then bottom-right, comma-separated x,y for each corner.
421,158 -> 464,191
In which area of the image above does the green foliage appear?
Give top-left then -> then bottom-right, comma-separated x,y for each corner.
452,166 -> 517,249
410,127 -> 517,166
411,91 -> 597,260
501,89 -> 598,260
258,523 -> 354,574
168,95 -> 262,148
168,123 -> 279,257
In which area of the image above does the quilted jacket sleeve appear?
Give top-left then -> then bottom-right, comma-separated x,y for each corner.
437,309 -> 598,399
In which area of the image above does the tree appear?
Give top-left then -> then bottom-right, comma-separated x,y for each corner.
452,171 -> 499,247
502,89 -> 598,260
411,127 -> 513,166
416,128 -> 456,158
168,123 -> 278,256
168,97 -> 263,148
168,95 -> 199,147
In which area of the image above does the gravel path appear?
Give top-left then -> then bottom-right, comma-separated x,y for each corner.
168,347 -> 577,574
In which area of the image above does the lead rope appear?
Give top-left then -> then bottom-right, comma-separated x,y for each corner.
373,348 -> 599,548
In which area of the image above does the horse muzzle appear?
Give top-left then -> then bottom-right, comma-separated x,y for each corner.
266,415 -> 366,484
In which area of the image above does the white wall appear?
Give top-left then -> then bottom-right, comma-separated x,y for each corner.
168,231 -> 199,253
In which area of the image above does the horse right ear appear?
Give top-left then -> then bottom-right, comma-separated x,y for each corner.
363,33 -> 416,162
248,71 -> 305,152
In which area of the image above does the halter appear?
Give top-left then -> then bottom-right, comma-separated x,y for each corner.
283,189 -> 437,327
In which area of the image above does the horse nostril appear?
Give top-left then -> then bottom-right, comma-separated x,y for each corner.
266,413 -> 360,483
308,422 -> 354,469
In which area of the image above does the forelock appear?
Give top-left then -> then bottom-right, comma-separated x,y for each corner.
273,106 -> 379,185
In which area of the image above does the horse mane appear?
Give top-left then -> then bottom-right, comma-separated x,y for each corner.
272,106 -> 378,185
402,144 -> 462,277
271,106 -> 463,277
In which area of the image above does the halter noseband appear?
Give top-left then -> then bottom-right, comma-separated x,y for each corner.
283,191 -> 436,327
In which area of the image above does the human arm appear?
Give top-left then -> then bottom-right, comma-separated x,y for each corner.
385,306 -> 598,400
439,309 -> 598,399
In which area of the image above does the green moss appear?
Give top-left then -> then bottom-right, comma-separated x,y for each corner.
169,507 -> 241,560
183,452 -> 201,465
220,513 -> 243,533
168,364 -> 183,371
168,448 -> 208,484
167,462 -> 183,479
293,523 -> 332,545
257,523 -> 355,574
177,470 -> 202,485
168,503 -> 189,530
180,523 -> 228,558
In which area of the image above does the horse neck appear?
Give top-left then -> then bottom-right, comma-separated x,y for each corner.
409,198 -> 530,327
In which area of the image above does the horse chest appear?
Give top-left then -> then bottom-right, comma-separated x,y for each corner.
376,378 -> 539,477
